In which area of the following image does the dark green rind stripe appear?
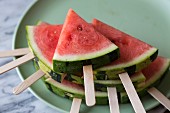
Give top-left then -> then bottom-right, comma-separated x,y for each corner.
120,62 -> 168,103
34,59 -> 168,104
64,74 -> 83,84
47,70 -> 145,92
124,65 -> 136,75
35,60 -> 145,92
120,79 -> 161,104
95,81 -> 140,92
45,80 -> 108,105
48,71 -> 63,83
96,49 -> 158,77
150,50 -> 158,62
48,83 -> 109,104
53,48 -> 119,74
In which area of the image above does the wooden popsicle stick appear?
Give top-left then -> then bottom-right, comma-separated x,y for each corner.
83,65 -> 96,106
0,52 -> 35,75
148,87 -> 170,111
0,48 -> 30,58
107,87 -> 120,113
70,98 -> 82,113
119,72 -> 146,113
13,69 -> 45,95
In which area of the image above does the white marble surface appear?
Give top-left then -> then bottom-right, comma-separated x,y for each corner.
0,0 -> 60,113
0,0 -> 168,113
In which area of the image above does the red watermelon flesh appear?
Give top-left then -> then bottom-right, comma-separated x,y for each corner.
92,19 -> 154,65
61,79 -> 84,90
34,23 -> 62,63
54,9 -> 117,60
142,56 -> 169,81
137,56 -> 170,88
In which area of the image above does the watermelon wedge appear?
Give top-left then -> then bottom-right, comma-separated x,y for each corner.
120,56 -> 170,103
26,21 -> 144,89
42,56 -> 169,104
45,78 -> 108,105
138,56 -> 170,88
92,19 -> 158,75
36,59 -> 145,92
53,9 -> 119,74
26,22 -> 62,69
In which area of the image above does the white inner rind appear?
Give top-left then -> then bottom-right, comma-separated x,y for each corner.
53,44 -> 118,61
137,58 -> 170,88
26,26 -> 53,69
97,47 -> 158,71
94,72 -> 145,84
121,58 -> 170,97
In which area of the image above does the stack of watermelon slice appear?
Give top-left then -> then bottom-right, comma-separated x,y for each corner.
26,9 -> 170,105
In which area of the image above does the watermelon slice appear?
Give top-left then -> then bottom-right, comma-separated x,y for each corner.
26,22 -> 62,69
26,21 -> 144,89
36,59 -> 145,92
92,19 -> 158,75
94,72 -> 145,92
45,78 -> 108,105
120,56 -> 170,103
53,9 -> 119,74
138,56 -> 170,88
43,56 -> 169,104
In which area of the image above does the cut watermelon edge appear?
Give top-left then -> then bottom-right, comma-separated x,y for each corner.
53,44 -> 118,61
37,58 -> 145,85
26,26 -> 53,70
96,47 -> 158,73
120,58 -> 170,103
137,58 -> 170,88
34,56 -> 170,104
36,59 -> 143,93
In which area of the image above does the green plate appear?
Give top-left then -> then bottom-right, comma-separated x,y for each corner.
13,0 -> 170,113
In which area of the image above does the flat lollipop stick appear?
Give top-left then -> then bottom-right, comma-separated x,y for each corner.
83,65 -> 96,106
0,48 -> 30,58
119,72 -> 146,113
0,52 -> 35,75
148,87 -> 170,111
70,98 -> 82,113
13,69 -> 45,95
107,87 -> 120,113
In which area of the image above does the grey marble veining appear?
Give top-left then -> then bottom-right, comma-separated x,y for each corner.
0,0 -> 60,113
0,0 -> 167,113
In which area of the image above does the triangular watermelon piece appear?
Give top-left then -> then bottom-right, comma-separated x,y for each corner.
92,19 -> 158,75
53,9 -> 119,74
26,22 -> 62,69
43,56 -> 170,104
138,56 -> 170,88
120,56 -> 170,103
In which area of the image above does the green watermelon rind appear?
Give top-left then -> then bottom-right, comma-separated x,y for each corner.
120,58 -> 170,103
95,48 -> 158,75
26,25 -> 53,70
38,57 -> 169,104
36,60 -> 145,92
53,48 -> 119,74
45,78 -> 109,105
53,43 -> 119,61
137,58 -> 170,88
